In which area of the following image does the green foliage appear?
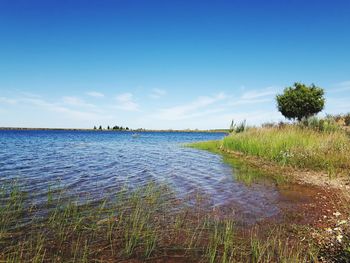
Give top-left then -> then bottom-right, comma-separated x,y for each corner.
276,83 -> 325,121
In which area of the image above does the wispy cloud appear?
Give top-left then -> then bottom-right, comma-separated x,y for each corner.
149,88 -> 166,99
226,86 -> 278,107
329,81 -> 350,93
22,97 -> 108,120
241,86 -> 279,100
62,96 -> 97,109
212,110 -> 284,126
115,93 -> 139,111
0,97 -> 17,105
154,93 -> 226,120
228,97 -> 272,106
86,91 -> 104,98
325,97 -> 350,112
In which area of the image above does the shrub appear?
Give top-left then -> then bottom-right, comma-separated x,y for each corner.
300,116 -> 340,132
344,113 -> 350,126
261,122 -> 276,128
229,120 -> 247,133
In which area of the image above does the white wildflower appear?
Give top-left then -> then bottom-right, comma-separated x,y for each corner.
333,211 -> 341,217
336,234 -> 343,243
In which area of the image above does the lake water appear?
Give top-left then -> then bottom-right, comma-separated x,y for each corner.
0,130 -> 281,222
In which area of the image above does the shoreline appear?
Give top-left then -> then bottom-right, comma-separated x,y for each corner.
0,127 -> 229,133
187,139 -> 350,261
188,139 -> 350,195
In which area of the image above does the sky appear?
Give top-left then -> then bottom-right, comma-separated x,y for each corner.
0,0 -> 349,129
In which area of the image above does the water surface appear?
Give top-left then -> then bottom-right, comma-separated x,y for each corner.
0,130 -> 280,222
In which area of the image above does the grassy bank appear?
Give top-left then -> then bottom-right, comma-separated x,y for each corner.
186,125 -> 350,262
0,182 -> 326,262
190,125 -> 350,176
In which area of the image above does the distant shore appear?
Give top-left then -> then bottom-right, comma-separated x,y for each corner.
0,127 -> 229,133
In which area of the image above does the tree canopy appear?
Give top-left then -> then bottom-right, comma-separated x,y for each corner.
276,83 -> 325,121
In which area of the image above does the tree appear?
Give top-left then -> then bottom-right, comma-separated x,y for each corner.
93,126 -> 97,130
107,126 -> 110,130
99,125 -> 102,130
276,83 -> 325,121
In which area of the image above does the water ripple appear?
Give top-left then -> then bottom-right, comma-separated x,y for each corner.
1,130 -> 280,223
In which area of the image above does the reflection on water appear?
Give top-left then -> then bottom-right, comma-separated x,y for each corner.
1,130 -> 281,222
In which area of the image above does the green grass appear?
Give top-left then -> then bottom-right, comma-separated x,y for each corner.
0,182 -> 325,262
221,125 -> 350,174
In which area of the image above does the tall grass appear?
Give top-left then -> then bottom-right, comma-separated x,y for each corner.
222,125 -> 350,174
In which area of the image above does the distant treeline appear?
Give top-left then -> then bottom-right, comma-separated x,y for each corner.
93,125 -> 130,131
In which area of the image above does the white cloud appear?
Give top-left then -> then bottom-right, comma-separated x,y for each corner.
225,86 -> 279,107
329,81 -> 350,93
149,88 -> 166,99
228,97 -> 272,107
241,86 -> 279,100
211,110 -> 284,127
325,97 -> 350,113
62,96 -> 97,109
338,81 -> 350,86
0,97 -> 17,105
154,92 -> 226,120
20,92 -> 42,98
22,98 -> 103,120
86,91 -> 104,98
115,93 -> 139,111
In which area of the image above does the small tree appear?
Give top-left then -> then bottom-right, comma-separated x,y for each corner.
99,125 -> 102,130
276,82 -> 325,121
93,126 -> 97,130
107,126 -> 110,130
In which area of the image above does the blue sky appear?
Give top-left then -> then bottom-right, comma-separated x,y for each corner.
0,0 -> 349,129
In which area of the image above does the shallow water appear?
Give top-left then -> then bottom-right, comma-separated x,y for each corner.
0,130 -> 281,222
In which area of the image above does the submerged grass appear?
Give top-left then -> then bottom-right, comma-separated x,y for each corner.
188,140 -> 285,185
0,182 -> 325,262
187,140 -> 222,153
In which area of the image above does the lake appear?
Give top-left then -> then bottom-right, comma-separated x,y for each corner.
0,130 -> 281,223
